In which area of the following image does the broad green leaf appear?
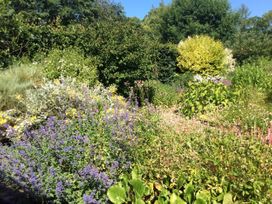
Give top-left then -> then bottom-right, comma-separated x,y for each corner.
196,190 -> 211,202
194,198 -> 206,204
223,193 -> 234,204
160,189 -> 170,197
135,198 -> 145,204
130,179 -> 147,198
107,185 -> 127,204
184,183 -> 194,203
156,197 -> 169,204
131,169 -> 140,180
170,193 -> 186,204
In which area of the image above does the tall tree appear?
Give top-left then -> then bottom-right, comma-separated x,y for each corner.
144,0 -> 238,43
229,8 -> 272,62
5,0 -> 124,25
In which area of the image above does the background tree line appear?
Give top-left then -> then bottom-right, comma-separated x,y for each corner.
0,0 -> 271,92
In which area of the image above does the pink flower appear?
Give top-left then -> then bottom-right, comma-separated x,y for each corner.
267,123 -> 272,145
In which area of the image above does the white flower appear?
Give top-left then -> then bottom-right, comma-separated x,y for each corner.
193,74 -> 203,82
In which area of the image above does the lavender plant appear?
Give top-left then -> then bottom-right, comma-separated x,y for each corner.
0,78 -> 138,203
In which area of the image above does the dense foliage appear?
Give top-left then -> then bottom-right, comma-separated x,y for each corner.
3,0 -> 124,25
0,0 -> 271,203
0,0 -> 124,68
144,0 -> 238,43
137,127 -> 272,202
231,58 -> 272,90
107,170 -> 237,204
0,78 -> 137,203
180,81 -> 238,117
133,80 -> 181,107
0,64 -> 43,111
177,35 -> 227,76
83,19 -> 156,95
41,48 -> 98,86
229,10 -> 272,62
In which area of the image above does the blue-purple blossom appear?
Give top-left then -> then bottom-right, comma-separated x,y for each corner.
79,165 -> 113,188
0,81 -> 138,203
49,167 -> 56,176
56,181 -> 64,197
110,161 -> 119,173
83,192 -> 100,204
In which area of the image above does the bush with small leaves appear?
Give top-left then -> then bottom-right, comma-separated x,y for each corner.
0,78 -> 138,203
180,81 -> 239,117
177,35 -> 228,76
42,48 -> 98,87
133,80 -> 181,107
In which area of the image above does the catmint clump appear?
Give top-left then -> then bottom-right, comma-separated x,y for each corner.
0,78 -> 139,203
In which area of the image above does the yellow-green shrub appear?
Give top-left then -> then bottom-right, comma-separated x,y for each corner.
177,35 -> 227,76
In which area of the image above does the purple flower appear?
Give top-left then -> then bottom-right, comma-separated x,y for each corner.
79,165 -> 113,188
56,181 -> 64,197
110,161 -> 119,173
49,167 -> 56,176
63,146 -> 73,152
83,192 -> 100,204
29,174 -> 37,186
19,150 -> 26,156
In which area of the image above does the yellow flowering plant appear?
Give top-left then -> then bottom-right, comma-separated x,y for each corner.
0,113 -> 7,126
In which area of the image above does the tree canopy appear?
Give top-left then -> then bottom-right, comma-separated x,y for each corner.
144,0 -> 238,43
1,0 -> 124,25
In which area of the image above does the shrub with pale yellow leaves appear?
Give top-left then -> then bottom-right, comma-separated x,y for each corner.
177,35 -> 228,76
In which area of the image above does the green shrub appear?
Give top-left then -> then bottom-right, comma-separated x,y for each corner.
133,80 -> 180,107
41,48 -> 98,86
0,63 -> 42,110
171,72 -> 194,90
177,35 -> 227,76
0,0 -> 124,68
153,43 -> 178,83
181,81 -> 239,117
229,11 -> 272,63
231,58 -> 272,90
77,19 -> 156,95
223,89 -> 272,134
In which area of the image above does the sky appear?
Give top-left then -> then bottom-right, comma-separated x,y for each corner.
116,0 -> 272,19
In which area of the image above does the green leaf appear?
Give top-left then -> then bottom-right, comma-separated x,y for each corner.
131,169 -> 140,180
156,196 -> 169,204
160,188 -> 170,198
130,179 -> 147,198
176,175 -> 186,189
194,198 -> 207,204
107,185 -> 127,204
184,183 -> 194,203
170,193 -> 186,204
135,198 -> 145,204
196,190 -> 211,202
223,193 -> 234,204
